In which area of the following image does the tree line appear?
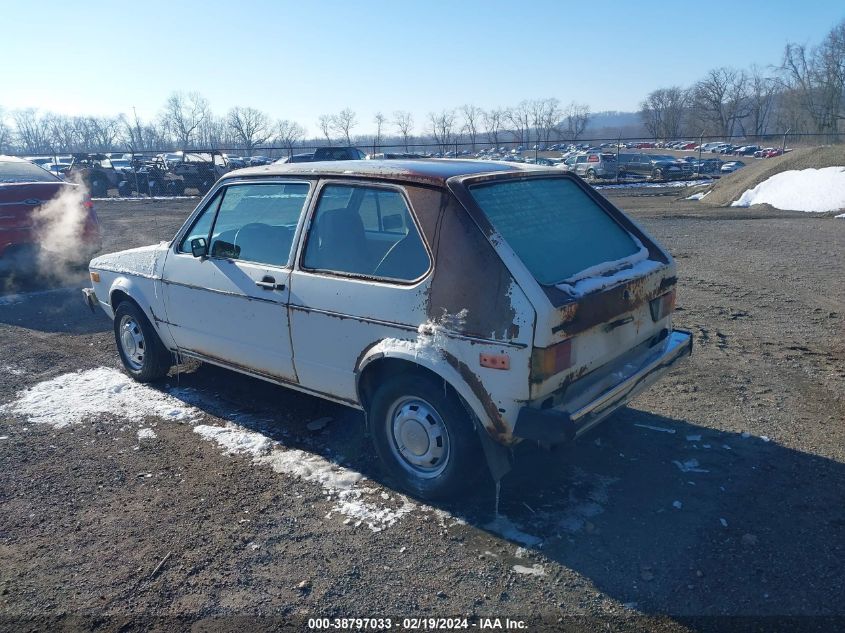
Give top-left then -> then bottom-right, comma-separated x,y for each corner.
640,19 -> 844,141
0,19 -> 842,156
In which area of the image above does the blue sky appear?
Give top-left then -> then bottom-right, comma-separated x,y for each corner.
1,0 -> 842,135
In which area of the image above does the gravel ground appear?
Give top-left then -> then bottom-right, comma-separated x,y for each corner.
0,192 -> 843,632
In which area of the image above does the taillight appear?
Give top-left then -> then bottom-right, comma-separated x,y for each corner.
531,339 -> 573,380
649,289 -> 676,321
588,154 -> 599,162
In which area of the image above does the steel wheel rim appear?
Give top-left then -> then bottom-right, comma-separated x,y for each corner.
119,315 -> 145,370
386,396 -> 451,479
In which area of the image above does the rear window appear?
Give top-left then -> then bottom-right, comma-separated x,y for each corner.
0,160 -> 60,184
469,177 -> 640,285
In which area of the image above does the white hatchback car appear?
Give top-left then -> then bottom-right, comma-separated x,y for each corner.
84,160 -> 692,499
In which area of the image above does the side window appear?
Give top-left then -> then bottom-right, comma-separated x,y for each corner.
207,182 -> 309,267
302,184 -> 430,282
178,189 -> 224,253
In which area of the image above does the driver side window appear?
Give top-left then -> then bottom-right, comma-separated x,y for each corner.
206,182 -> 310,267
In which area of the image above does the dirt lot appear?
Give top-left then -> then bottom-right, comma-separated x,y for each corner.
1,191 -> 843,632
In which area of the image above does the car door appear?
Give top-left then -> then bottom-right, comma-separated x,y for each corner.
160,180 -> 312,382
288,181 -> 433,402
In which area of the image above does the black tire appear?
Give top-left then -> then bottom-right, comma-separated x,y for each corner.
652,168 -> 663,180
90,177 -> 107,197
113,301 -> 171,382
117,181 -> 131,197
369,372 -> 485,500
586,169 -> 597,181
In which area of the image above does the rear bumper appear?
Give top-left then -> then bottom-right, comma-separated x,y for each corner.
513,329 -> 693,444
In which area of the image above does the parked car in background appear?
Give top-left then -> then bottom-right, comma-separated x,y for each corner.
0,155 -> 101,272
274,147 -> 365,164
734,145 -> 760,156
558,152 -> 618,180
83,159 -> 691,499
618,153 -> 693,180
720,160 -> 746,173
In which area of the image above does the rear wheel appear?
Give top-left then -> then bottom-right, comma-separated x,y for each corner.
113,301 -> 171,382
90,177 -> 108,197
586,169 -> 598,182
369,373 -> 485,500
652,168 -> 663,181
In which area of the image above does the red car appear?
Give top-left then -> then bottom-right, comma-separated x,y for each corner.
0,156 -> 101,272
763,148 -> 784,158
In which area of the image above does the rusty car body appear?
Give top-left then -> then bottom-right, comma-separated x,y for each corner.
83,159 -> 692,499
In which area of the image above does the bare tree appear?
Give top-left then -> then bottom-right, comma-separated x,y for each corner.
227,107 -> 272,154
373,112 -> 386,149
746,66 -> 778,136
460,104 -> 483,151
690,67 -> 750,138
482,108 -> 504,148
0,108 -> 11,152
639,87 -> 687,140
276,119 -> 305,153
780,20 -> 845,137
393,110 -> 413,150
161,91 -> 209,149
317,115 -> 333,144
331,108 -> 357,146
428,110 -> 456,153
536,98 -> 562,144
13,109 -> 52,153
563,102 -> 591,140
506,101 -> 531,145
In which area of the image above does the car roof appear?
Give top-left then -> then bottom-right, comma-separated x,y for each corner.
223,158 -> 545,186
0,155 -> 30,164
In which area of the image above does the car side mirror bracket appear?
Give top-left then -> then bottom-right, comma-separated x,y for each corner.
190,237 -> 208,259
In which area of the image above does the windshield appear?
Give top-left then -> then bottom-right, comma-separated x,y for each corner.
0,160 -> 61,184
469,177 -> 640,285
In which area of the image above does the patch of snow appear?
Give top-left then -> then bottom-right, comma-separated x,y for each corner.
484,515 -> 543,547
672,500 -> 683,510
672,458 -> 710,473
137,428 -> 157,440
369,309 -> 468,364
732,167 -> 845,212
3,365 -> 25,376
1,367 -> 199,428
0,435 -> 9,440
720,518 -> 728,527
686,191 -> 710,201
556,245 -> 664,298
594,179 -> 712,191
836,213 -> 845,219
89,243 -> 168,277
193,423 -> 415,532
634,423 -> 676,434
513,564 -> 545,576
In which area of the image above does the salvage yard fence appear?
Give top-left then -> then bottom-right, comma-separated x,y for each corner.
9,132 -> 840,199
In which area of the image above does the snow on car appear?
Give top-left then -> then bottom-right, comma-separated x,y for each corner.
83,159 -> 692,500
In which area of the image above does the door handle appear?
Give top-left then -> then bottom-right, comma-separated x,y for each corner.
255,276 -> 285,291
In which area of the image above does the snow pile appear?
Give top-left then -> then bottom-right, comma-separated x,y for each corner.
686,191 -> 710,201
194,423 -> 416,531
137,428 -> 157,440
513,564 -> 546,577
1,367 -> 198,428
731,166 -> 845,212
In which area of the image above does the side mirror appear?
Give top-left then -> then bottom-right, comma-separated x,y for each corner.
190,237 -> 208,258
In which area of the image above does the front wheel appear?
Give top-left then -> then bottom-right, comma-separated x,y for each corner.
114,301 -> 171,382
369,373 -> 485,500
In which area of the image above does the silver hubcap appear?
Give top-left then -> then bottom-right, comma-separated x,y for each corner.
119,315 -> 145,371
387,396 -> 450,479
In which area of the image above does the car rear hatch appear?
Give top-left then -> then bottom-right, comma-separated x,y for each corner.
452,171 -> 680,404
0,182 -> 70,253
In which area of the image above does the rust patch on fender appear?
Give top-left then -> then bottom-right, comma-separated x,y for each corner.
442,350 -> 511,443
